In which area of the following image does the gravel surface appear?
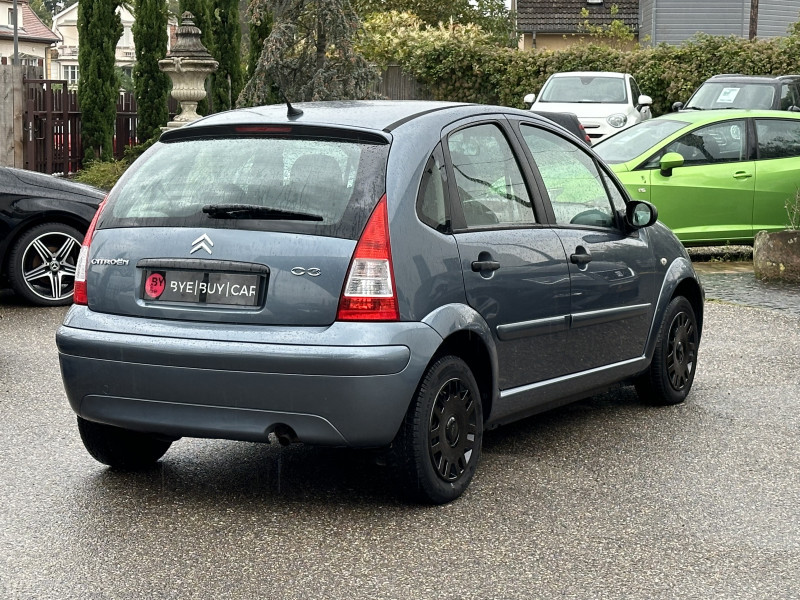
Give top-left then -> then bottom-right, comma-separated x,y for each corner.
1,292 -> 798,599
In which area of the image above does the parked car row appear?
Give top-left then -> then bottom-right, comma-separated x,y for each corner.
11,70 -> 798,504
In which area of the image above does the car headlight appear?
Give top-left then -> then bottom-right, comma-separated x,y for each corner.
607,113 -> 628,128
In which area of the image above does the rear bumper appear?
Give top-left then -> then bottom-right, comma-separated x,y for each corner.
57,307 -> 443,447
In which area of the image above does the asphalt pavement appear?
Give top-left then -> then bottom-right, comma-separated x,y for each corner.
1,270 -> 799,599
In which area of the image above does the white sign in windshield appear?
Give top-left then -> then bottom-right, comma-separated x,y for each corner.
717,88 -> 741,104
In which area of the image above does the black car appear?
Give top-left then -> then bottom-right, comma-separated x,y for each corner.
531,110 -> 592,146
673,74 -> 800,112
0,166 -> 105,306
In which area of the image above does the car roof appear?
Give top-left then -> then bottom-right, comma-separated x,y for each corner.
170,100 -> 537,135
549,71 -> 629,79
706,74 -> 800,84
666,108 -> 800,126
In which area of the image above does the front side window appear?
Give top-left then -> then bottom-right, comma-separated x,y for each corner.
756,118 -> 800,159
780,84 -> 799,110
654,120 -> 747,167
447,123 -> 534,228
630,78 -> 642,104
520,125 -> 615,228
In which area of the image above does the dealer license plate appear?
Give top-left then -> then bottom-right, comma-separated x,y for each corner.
141,269 -> 262,307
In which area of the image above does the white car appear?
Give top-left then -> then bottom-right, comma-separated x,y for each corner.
525,71 -> 653,142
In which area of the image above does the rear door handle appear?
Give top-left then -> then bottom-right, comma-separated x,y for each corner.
733,171 -> 753,180
471,260 -> 501,272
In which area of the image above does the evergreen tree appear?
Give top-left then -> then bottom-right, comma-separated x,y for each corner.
209,0 -> 243,112
238,0 -> 379,106
78,0 -> 123,161
247,8 -> 271,83
133,0 -> 171,141
180,0 -> 214,114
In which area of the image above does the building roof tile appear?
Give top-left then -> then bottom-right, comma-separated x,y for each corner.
0,1 -> 59,44
517,0 -> 639,34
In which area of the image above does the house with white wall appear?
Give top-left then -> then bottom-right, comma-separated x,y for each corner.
0,0 -> 58,70
51,2 -> 136,87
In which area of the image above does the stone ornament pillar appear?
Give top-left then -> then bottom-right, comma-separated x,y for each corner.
158,12 -> 218,129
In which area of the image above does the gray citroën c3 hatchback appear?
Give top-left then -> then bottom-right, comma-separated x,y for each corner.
57,101 -> 703,504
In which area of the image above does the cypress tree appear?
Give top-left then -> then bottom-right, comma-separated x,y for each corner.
78,0 -> 124,161
180,0 -> 214,114
209,0 -> 243,112
132,0 -> 171,141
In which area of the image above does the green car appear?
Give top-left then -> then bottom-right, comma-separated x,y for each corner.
594,109 -> 800,245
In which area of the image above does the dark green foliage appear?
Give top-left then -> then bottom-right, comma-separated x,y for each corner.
78,0 -> 124,161
365,28 -> 800,116
29,0 -> 52,28
246,8 -> 278,105
238,0 -> 380,106
180,0 -> 214,114
210,0 -> 243,112
133,0 -> 171,141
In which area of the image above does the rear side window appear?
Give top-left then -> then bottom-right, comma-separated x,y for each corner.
447,123 -> 535,228
102,134 -> 389,240
756,119 -> 800,159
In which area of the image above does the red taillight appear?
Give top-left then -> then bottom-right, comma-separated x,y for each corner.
73,198 -> 107,305
337,195 -> 399,321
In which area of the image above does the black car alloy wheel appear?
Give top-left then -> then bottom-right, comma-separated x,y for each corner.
9,223 -> 83,306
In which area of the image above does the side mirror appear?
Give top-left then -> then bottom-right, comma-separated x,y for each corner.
659,151 -> 684,177
523,93 -> 535,108
672,101 -> 684,112
637,94 -> 653,109
626,200 -> 658,229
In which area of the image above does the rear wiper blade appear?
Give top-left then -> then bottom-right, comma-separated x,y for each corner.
202,204 -> 323,221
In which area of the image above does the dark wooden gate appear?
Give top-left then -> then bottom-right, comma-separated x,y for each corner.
23,79 -> 82,175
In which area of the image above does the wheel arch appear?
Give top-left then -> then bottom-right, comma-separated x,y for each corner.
421,304 -> 499,424
643,257 -> 705,362
1,212 -> 91,277
672,276 -> 704,339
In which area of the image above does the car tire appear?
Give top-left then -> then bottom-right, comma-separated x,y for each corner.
77,417 -> 172,469
636,296 -> 699,406
7,222 -> 84,306
391,355 -> 483,504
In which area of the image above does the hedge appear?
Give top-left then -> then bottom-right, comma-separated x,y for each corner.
362,23 -> 800,116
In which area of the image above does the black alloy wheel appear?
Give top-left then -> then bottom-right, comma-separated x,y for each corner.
8,222 -> 84,306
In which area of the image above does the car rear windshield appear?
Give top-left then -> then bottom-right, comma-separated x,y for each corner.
594,119 -> 689,164
100,132 -> 389,240
686,82 -> 776,110
540,76 -> 628,104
